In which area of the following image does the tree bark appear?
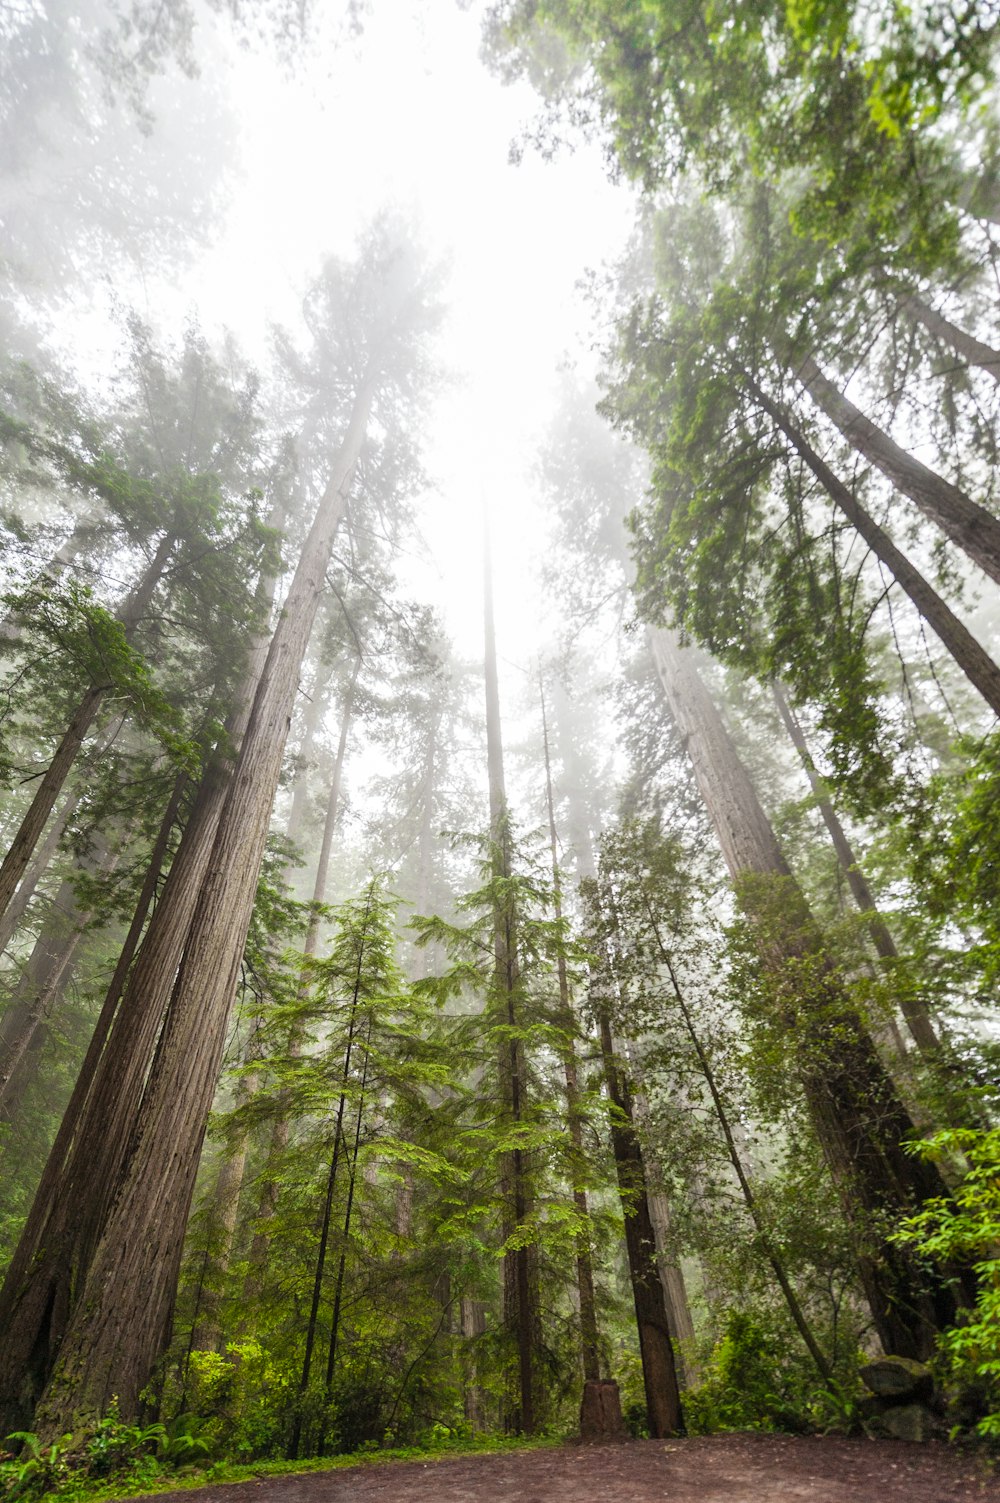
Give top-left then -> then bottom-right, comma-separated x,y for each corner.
794,354 -> 1000,586
749,382 -> 1000,720
30,377 -> 375,1432
242,666 -> 358,1305
596,1006 -> 684,1437
0,771 -> 186,1430
0,789 -> 78,960
617,1042 -> 697,1385
648,625 -> 973,1360
540,675 -> 601,1384
898,293 -> 1000,385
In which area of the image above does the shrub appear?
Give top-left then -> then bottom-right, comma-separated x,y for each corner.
892,1127 -> 1000,1440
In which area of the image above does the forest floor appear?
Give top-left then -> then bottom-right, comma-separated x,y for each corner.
119,1433 -> 998,1503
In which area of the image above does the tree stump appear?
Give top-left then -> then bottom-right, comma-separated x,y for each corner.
579,1378 -> 629,1441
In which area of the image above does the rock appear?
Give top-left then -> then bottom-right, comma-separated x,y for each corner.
860,1356 -> 933,1402
579,1378 -> 629,1442
869,1402 -> 938,1442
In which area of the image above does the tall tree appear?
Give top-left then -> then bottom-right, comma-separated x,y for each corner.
21,224 -> 440,1432
647,624 -> 971,1359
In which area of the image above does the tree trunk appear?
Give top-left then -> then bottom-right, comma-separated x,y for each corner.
0,787 -> 79,960
0,531 -> 176,926
770,680 -> 941,1058
596,1006 -> 684,1437
284,652 -> 337,847
189,1049 -> 261,1355
30,379 -> 375,1432
793,354 -> 1000,586
0,771 -> 186,1430
898,293 -> 1000,385
647,624 -> 973,1360
750,382 -> 1000,720
483,527 -> 537,1436
242,667 -> 358,1305
539,675 -> 601,1384
617,1042 -> 697,1385
636,896 -> 833,1384
289,916 -> 369,1461
0,822 -> 129,1121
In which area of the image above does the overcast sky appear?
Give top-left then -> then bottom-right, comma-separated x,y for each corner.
141,0 -> 637,683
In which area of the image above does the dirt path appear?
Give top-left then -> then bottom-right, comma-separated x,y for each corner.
121,1434 -> 998,1503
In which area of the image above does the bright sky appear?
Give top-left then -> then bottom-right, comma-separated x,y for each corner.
142,0 -> 636,687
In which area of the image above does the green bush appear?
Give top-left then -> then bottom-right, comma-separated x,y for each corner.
892,1127 -> 1000,1440
682,1310 -> 811,1434
169,1342 -> 291,1459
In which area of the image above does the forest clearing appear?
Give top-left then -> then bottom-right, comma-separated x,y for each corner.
2,0 -> 1000,1500
110,1435 -> 1000,1503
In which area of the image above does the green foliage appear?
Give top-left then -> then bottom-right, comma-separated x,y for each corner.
893,1128 -> 1000,1439
168,1345 -> 287,1461
0,1401 -> 196,1501
682,1310 -> 824,1433
0,1433 -> 74,1500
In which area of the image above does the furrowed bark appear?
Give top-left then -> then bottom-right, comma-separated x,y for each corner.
0,773 -> 186,1430
30,380 -> 374,1431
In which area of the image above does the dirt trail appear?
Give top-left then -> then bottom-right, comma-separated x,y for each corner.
119,1434 -> 998,1503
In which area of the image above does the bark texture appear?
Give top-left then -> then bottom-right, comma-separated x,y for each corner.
31,376 -> 375,1432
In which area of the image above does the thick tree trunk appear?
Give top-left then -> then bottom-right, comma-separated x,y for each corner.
0,532 -> 176,927
31,379 -> 375,1433
484,530 -> 538,1437
794,355 -> 1000,585
898,293 -> 1000,385
750,383 -> 1000,720
0,772 -> 186,1430
648,625 -> 972,1360
770,681 -> 941,1059
596,1008 -> 683,1437
539,677 -> 601,1385
189,1057 -> 261,1355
